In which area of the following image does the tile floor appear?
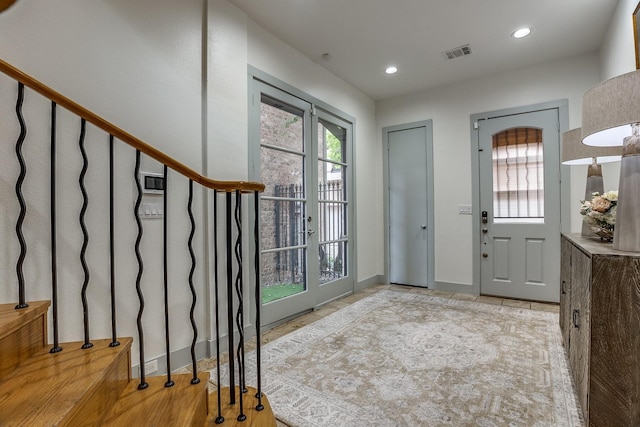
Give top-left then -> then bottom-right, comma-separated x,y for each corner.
194,284 -> 559,427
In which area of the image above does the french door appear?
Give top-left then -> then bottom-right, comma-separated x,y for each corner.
250,80 -> 353,326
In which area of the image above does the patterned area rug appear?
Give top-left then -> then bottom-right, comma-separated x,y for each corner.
211,290 -> 584,426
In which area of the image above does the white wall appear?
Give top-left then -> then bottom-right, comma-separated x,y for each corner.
0,0 -> 382,372
377,53 -> 601,288
2,0 -> 631,360
0,0 -> 205,368
600,0 -> 638,79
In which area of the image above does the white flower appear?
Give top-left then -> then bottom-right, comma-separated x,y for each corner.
602,191 -> 618,202
579,190 -> 617,231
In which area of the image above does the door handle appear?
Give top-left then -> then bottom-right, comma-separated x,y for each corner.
572,309 -> 580,328
307,229 -> 315,236
420,225 -> 427,230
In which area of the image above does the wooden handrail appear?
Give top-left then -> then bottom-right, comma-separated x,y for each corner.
0,58 -> 264,193
0,0 -> 17,13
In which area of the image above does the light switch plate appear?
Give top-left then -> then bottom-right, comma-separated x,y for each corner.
458,204 -> 472,215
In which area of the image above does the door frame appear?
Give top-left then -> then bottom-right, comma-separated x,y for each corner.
247,67 -> 357,328
382,120 -> 435,287
469,100 -> 570,297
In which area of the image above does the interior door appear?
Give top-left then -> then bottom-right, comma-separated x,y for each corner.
388,126 -> 429,287
478,108 -> 561,302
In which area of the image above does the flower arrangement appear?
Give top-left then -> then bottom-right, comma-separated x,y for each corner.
580,191 -> 617,241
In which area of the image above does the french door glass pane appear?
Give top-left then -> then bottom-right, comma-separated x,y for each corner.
260,249 -> 307,303
260,199 -> 306,251
317,119 -> 347,285
319,241 -> 346,284
261,98 -> 304,152
260,98 -> 307,303
259,148 -> 304,197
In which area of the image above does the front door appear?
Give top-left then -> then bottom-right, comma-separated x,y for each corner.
477,108 -> 561,302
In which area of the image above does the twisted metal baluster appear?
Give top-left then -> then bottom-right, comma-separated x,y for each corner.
234,190 -> 246,422
213,190 -> 224,424
14,83 -> 28,310
134,150 -> 148,390
109,135 -> 120,348
226,191 -> 236,405
187,180 -> 200,385
163,165 -> 174,388
50,101 -> 62,353
254,191 -> 264,410
78,119 -> 93,350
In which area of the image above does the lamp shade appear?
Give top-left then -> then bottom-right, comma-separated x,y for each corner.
582,70 -> 640,146
561,128 -> 621,165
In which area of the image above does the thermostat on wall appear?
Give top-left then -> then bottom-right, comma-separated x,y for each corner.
140,172 -> 165,194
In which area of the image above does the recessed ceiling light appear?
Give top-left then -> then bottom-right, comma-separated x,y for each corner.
512,27 -> 531,39
385,66 -> 398,75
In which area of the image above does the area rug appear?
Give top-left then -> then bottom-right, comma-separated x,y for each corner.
210,289 -> 584,426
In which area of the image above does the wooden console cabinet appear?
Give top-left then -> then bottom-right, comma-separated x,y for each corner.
560,234 -> 640,426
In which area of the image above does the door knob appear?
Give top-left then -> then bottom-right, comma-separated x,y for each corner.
482,228 -> 488,233
482,253 -> 488,258
307,229 -> 315,236
420,225 -> 427,230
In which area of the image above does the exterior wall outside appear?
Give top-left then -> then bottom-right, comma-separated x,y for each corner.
259,103 -> 305,286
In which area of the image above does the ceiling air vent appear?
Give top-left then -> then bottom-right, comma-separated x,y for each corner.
443,44 -> 471,60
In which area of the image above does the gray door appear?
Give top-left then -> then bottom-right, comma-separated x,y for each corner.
388,126 -> 429,287
478,108 -> 561,302
253,84 -> 315,327
250,79 -> 355,327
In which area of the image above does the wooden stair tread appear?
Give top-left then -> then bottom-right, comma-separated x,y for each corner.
0,337 -> 132,426
206,386 -> 277,427
0,300 -> 50,340
103,371 -> 210,426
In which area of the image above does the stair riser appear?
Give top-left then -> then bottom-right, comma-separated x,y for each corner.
0,303 -> 48,379
0,338 -> 133,426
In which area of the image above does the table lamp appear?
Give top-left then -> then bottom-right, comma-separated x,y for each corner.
582,70 -> 640,251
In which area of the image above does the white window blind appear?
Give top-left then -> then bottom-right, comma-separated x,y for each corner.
492,128 -> 544,221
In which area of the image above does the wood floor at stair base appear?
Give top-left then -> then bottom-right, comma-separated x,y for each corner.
207,386 -> 277,427
0,300 -> 50,378
102,371 -> 210,426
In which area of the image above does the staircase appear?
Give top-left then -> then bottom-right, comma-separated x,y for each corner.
0,301 -> 214,426
0,302 -> 276,426
0,58 -> 276,426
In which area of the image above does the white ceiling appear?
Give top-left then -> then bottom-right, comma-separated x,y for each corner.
228,0 -> 619,101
